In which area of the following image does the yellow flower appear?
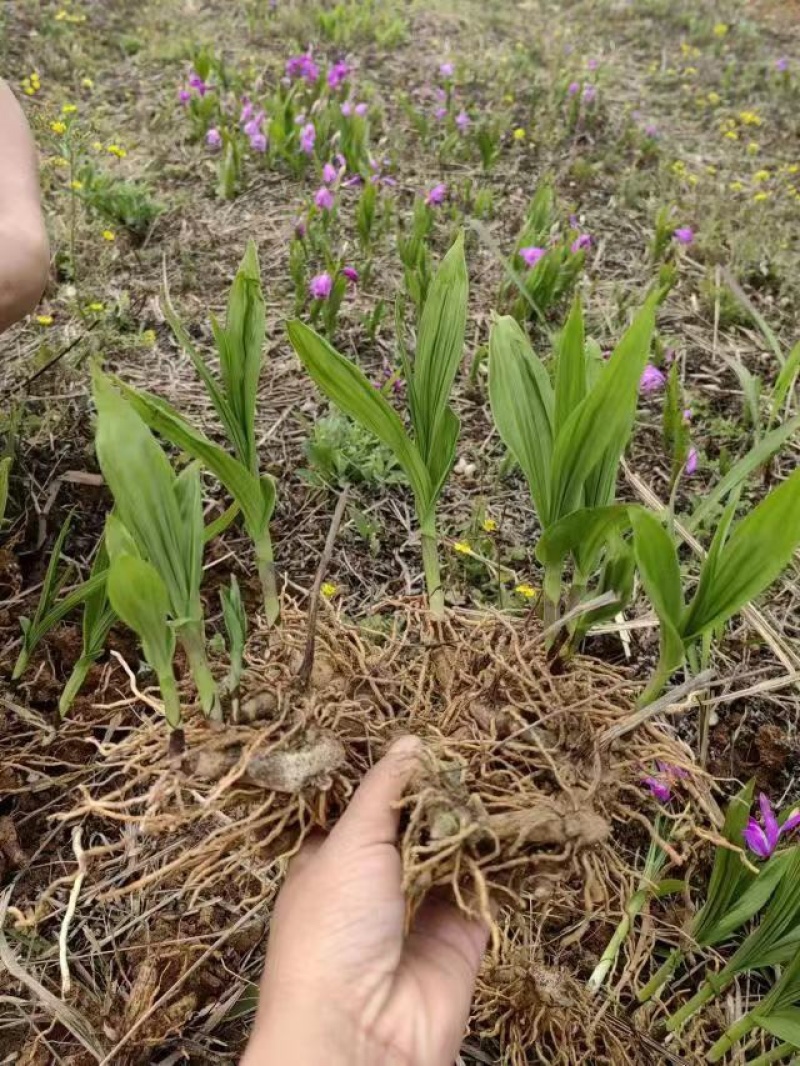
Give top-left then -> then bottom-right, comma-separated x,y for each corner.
684,66 -> 697,76
707,91 -> 721,105
513,127 -> 526,141
50,120 -> 67,134
70,179 -> 83,190
52,155 -> 69,167
91,140 -> 103,151
102,229 -> 115,241
503,93 -> 514,104
55,9 -> 68,20
746,142 -> 760,155
453,541 -> 473,556
320,582 -> 338,598
753,191 -> 770,202
23,86 -> 35,97
788,186 -> 799,199
713,22 -> 729,37
31,72 -> 40,87
515,583 -> 537,599
482,518 -> 497,533
107,144 -> 127,158
787,164 -> 799,175
705,164 -> 717,175
670,160 -> 686,175
61,103 -> 77,114
87,301 -> 104,312
729,180 -> 744,192
141,329 -> 156,346
753,169 -> 770,182
724,130 -> 739,141
687,174 -> 699,186
36,314 -> 54,326
739,110 -> 762,126
81,76 -> 94,89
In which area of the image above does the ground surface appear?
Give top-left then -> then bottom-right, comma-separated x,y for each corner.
1,0 -> 799,1063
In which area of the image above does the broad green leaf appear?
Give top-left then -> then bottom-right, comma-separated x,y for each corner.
757,1008 -> 800,1047
550,293 -> 657,520
699,489 -> 741,592
412,232 -> 468,466
687,414 -> 800,532
107,553 -> 180,727
488,314 -> 554,523
770,341 -> 800,424
553,297 -> 586,437
0,456 -> 11,528
93,370 -> 189,617
174,463 -> 205,621
536,504 -> 630,578
683,467 -> 800,640
694,781 -> 755,944
116,384 -> 274,550
60,539 -> 116,717
630,508 -> 684,627
287,319 -> 432,511
426,405 -> 460,512
709,849 -> 792,944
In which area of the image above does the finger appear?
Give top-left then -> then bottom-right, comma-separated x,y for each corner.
329,735 -> 422,850
402,898 -> 489,1058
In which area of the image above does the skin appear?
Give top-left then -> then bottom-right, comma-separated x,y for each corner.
0,79 -> 50,333
241,736 -> 489,1066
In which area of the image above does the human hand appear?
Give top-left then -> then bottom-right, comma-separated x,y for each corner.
241,736 -> 489,1066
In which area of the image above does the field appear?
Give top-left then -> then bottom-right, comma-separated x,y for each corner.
1,0 -> 800,1063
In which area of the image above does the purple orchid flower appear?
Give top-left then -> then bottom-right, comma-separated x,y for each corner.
322,162 -> 339,184
643,761 -> 690,804
582,84 -> 597,104
341,101 -> 353,117
571,233 -> 592,253
178,88 -> 191,105
309,273 -> 333,300
674,226 -> 694,245
640,364 -> 666,392
425,182 -> 447,206
520,246 -> 546,268
354,102 -> 368,117
776,57 -> 789,73
685,446 -> 698,475
568,81 -> 581,96
188,72 -> 208,96
206,127 -> 222,149
286,53 -> 319,83
455,110 -> 471,131
644,775 -> 673,803
299,122 -> 316,155
439,61 -> 454,78
342,266 -> 358,283
314,186 -> 334,211
744,793 -> 800,860
328,61 -> 350,90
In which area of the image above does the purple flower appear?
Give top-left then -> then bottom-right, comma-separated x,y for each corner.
425,182 -> 447,206
439,62 -> 454,78
776,57 -> 789,73
249,132 -> 267,152
520,245 -> 546,268
455,110 -> 470,131
582,85 -> 597,104
309,272 -> 333,300
244,111 -> 265,137
343,174 -> 363,187
354,102 -> 368,117
643,761 -> 689,805
587,57 -> 599,71
295,218 -> 307,240
571,233 -> 592,253
568,81 -> 581,96
328,61 -> 350,89
341,101 -> 353,117
640,364 -> 666,392
240,98 -> 254,124
314,186 -> 334,211
286,53 -> 319,83
644,123 -> 659,138
434,106 -> 448,120
685,446 -> 698,475
299,123 -> 316,155
743,793 -> 800,860
178,88 -> 191,105
188,72 -> 208,96
683,408 -> 693,422
644,776 -> 673,804
342,266 -> 359,283
206,127 -> 222,149
673,226 -> 694,245
322,162 -> 339,184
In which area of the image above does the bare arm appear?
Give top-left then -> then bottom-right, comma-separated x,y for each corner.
0,79 -> 50,333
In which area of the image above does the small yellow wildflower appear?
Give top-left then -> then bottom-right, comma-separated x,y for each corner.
724,130 -> 739,141
107,144 -> 127,158
739,110 -> 762,126
482,518 -> 498,533
141,329 -> 157,346
52,155 -> 69,168
87,301 -> 104,312
31,71 -> 40,87
320,582 -> 338,598
705,164 -> 717,175
746,142 -> 760,155
753,191 -> 770,202
50,120 -> 67,134
512,127 -> 526,141
713,23 -> 729,37
515,583 -> 537,599
36,314 -> 54,326
503,93 -> 514,104
23,85 -> 35,97
707,91 -> 721,105
102,229 -> 116,241
91,140 -> 103,151
70,179 -> 83,190
787,164 -> 799,175
55,9 -> 68,20
788,186 -> 800,199
753,169 -> 771,183
453,541 -> 473,556
81,76 -> 94,89
680,43 -> 700,58
670,160 -> 686,175
61,103 -> 77,114
684,66 -> 697,76
687,174 -> 699,186
729,180 -> 744,192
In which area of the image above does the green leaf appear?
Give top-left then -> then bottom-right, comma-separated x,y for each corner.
756,1008 -> 800,1047
630,508 -> 684,627
693,781 -> 756,945
770,341 -> 800,425
709,849 -> 793,944
553,297 -> 586,437
107,553 -> 180,727
700,489 -> 741,592
12,514 -> 74,679
683,468 -> 800,640
687,414 -> 800,532
488,314 -> 554,523
174,463 -> 205,621
550,293 -> 657,520
411,232 -> 468,468
287,319 -> 432,511
536,504 -> 630,578
726,355 -> 762,431
0,456 -> 12,528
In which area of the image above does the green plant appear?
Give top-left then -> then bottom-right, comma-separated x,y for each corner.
93,370 -> 219,719
303,411 -> 404,490
397,199 -> 434,314
0,456 -> 12,529
59,541 -> 116,717
288,233 -> 468,616
118,242 -> 279,623
220,574 -> 246,713
631,467 -> 800,704
489,291 -> 659,634
78,164 -> 162,240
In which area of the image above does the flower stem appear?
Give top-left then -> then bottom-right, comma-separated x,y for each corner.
256,534 -> 280,626
665,977 -> 721,1033
179,623 -> 220,721
707,1010 -> 757,1062
637,948 -> 683,1002
542,564 -> 561,637
746,1043 -> 797,1066
420,518 -> 444,618
158,670 -> 182,730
